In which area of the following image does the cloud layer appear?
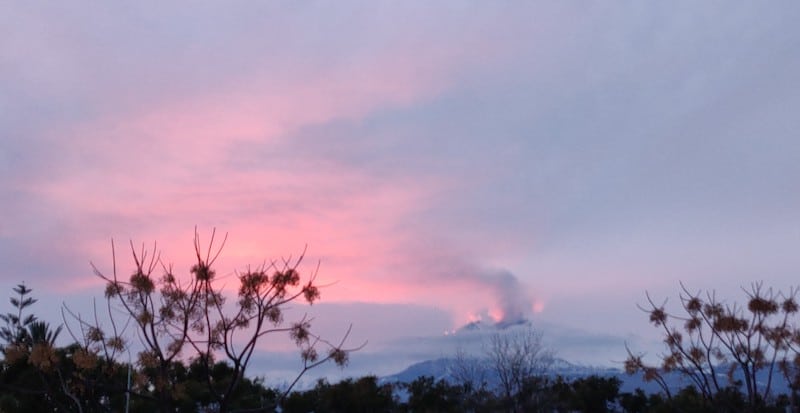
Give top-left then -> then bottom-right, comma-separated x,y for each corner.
3,2 -> 800,374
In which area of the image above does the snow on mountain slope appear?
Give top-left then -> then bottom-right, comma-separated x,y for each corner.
382,356 -> 793,396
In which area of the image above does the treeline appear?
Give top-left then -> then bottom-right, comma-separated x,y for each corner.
5,351 -> 798,413
283,374 -> 797,413
1,345 -> 276,412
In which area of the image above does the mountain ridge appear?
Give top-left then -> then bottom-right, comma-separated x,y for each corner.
381,356 -> 793,396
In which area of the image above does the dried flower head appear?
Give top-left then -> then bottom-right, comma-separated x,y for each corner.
329,348 -> 348,366
649,308 -> 667,326
29,343 -> 57,371
748,297 -> 778,315
73,348 -> 98,370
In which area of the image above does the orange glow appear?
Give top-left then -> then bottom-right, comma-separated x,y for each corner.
488,308 -> 504,323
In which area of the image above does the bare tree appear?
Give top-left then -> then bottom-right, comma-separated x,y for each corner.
487,327 -> 554,412
448,346 -> 488,393
67,228 -> 361,412
626,282 -> 799,408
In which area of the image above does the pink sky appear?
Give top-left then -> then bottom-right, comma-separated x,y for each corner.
3,2 -> 800,377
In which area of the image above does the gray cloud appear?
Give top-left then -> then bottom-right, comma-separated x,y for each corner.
2,2 -> 800,368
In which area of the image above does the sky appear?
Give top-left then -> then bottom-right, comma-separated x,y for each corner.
2,2 -> 800,383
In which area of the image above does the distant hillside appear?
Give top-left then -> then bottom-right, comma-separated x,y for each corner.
382,356 -> 794,396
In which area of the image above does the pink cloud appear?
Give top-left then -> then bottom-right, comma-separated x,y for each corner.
6,4 -> 556,327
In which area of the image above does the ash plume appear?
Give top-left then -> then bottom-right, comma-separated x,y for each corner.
479,269 -> 533,325
407,247 -> 535,326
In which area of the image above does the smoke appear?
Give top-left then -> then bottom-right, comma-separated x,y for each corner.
440,263 -> 535,325
476,269 -> 533,324
404,245 -> 536,326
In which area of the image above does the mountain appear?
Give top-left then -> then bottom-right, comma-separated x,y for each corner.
388,318 -> 795,396
382,357 -> 632,387
382,356 -> 793,396
382,358 -> 455,384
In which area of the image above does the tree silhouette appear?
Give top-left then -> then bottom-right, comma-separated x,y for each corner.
0,286 -> 101,412
0,283 -> 38,349
486,327 -> 553,412
66,228 -> 360,412
626,282 -> 799,409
